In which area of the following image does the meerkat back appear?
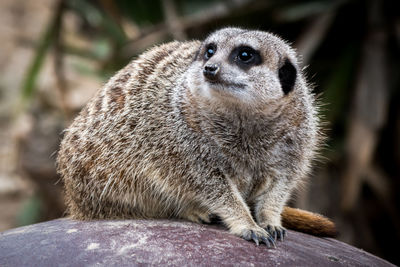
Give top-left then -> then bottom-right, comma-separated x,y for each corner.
57,41 -> 201,219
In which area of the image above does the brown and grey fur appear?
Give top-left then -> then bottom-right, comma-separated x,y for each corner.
57,28 -> 336,246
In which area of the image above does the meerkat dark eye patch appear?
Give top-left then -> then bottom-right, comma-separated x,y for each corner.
230,46 -> 261,69
279,59 -> 297,95
204,43 -> 217,60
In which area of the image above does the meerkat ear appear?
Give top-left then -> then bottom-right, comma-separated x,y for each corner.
278,58 -> 297,95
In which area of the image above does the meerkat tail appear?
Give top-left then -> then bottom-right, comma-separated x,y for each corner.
281,207 -> 337,237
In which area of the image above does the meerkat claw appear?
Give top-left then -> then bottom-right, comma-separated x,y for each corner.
277,228 -> 286,241
266,225 -> 286,242
251,231 -> 259,246
261,237 -> 270,248
262,236 -> 276,248
267,226 -> 278,241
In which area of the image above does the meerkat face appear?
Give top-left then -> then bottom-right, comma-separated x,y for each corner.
186,28 -> 300,110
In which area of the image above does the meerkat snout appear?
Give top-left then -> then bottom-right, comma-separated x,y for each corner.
203,63 -> 220,79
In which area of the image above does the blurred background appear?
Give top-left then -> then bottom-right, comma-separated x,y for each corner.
0,0 -> 399,264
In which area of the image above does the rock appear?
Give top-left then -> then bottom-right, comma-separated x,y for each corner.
0,218 -> 394,266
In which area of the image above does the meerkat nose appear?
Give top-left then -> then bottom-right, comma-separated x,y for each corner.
203,63 -> 220,79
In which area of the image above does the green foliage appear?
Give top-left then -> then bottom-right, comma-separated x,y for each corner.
16,195 -> 43,227
322,44 -> 358,124
21,14 -> 57,102
116,0 -> 164,26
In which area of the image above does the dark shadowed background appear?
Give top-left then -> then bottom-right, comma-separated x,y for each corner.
0,0 -> 399,264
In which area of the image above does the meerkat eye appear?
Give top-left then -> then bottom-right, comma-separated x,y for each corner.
231,46 -> 261,68
238,47 -> 254,63
204,44 -> 216,59
279,58 -> 297,95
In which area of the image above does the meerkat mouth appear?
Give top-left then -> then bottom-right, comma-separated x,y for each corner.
207,80 -> 246,91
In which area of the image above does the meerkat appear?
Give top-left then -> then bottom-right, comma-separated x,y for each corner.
57,27 -> 336,247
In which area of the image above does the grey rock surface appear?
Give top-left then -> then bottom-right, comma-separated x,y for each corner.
0,218 -> 394,266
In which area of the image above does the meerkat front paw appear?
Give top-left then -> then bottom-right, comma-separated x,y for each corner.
235,225 -> 276,247
265,225 -> 286,241
256,210 -> 286,241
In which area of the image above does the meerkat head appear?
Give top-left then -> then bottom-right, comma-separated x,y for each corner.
186,27 -> 302,111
